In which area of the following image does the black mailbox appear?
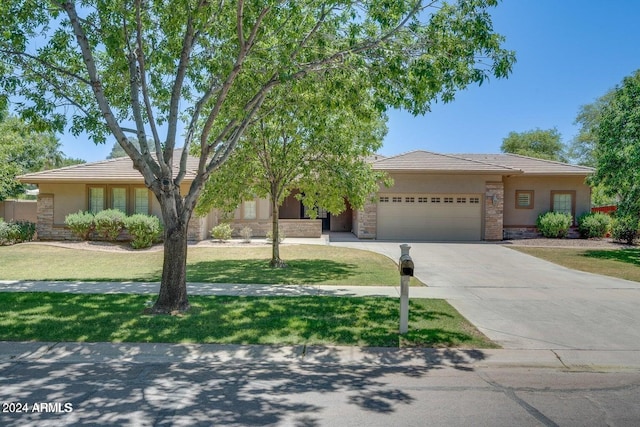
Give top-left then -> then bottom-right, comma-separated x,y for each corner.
399,255 -> 414,277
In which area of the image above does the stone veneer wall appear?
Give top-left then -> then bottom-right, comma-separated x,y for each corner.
484,181 -> 504,241
187,215 -> 208,241
36,194 -> 77,240
355,198 -> 377,239
228,219 -> 322,238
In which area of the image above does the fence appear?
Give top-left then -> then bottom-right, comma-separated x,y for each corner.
0,200 -> 38,222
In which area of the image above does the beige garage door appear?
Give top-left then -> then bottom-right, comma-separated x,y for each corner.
377,194 -> 483,241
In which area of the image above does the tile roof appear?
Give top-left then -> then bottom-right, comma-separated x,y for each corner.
371,150 -> 517,173
18,149 -> 594,184
458,153 -> 594,175
18,152 -> 199,184
371,150 -> 593,175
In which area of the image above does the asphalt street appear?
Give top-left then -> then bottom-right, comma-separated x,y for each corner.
1,342 -> 640,427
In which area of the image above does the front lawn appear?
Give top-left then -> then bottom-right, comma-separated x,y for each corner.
510,247 -> 640,282
0,244 -> 421,286
0,292 -> 496,348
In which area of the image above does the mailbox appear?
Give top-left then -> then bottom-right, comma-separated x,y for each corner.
398,244 -> 414,277
399,255 -> 414,276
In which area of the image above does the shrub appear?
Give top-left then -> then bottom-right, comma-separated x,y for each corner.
240,226 -> 252,243
536,211 -> 572,238
577,212 -> 611,238
0,219 -> 35,245
65,211 -> 95,240
94,209 -> 126,240
211,223 -> 233,242
611,215 -> 640,244
13,221 -> 36,242
0,219 -> 15,245
266,228 -> 286,243
124,214 -> 162,249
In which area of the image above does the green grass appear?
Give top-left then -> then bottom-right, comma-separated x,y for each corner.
511,247 -> 640,282
0,244 -> 421,286
0,292 -> 496,348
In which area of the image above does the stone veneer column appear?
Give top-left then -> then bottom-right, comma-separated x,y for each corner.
356,197 -> 377,239
484,181 -> 504,241
36,194 -> 55,240
187,215 -> 208,241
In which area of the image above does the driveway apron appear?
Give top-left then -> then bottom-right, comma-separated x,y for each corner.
331,241 -> 640,351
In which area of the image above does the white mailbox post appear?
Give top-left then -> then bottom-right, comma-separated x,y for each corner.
398,244 -> 414,334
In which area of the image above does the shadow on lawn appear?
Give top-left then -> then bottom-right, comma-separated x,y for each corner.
0,294 -> 488,348
186,259 -> 358,284
583,248 -> 640,266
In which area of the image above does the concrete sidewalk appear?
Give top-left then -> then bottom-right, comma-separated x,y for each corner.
2,279 -> 640,370
2,341 -> 640,371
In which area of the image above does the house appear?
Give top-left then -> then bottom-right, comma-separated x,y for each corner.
354,151 -> 593,240
18,150 -> 593,242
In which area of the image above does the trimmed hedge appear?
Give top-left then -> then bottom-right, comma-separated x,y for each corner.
0,218 -> 36,245
124,214 -> 162,249
211,223 -> 233,242
65,211 -> 95,240
611,215 -> 639,245
65,211 -> 162,249
577,212 -> 611,238
94,209 -> 127,240
536,211 -> 572,238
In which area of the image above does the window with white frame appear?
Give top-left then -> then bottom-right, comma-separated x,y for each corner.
379,196 -> 389,203
243,200 -> 257,219
112,187 -> 127,212
469,197 -> 480,204
552,191 -> 574,217
88,187 -> 105,213
392,197 -> 402,203
134,188 -> 149,214
405,197 -> 415,203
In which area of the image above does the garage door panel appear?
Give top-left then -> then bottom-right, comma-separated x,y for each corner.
377,194 -> 482,241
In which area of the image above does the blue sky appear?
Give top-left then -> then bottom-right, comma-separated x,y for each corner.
58,1 -> 640,162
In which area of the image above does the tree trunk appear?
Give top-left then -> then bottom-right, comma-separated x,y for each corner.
150,190 -> 191,313
270,195 -> 287,268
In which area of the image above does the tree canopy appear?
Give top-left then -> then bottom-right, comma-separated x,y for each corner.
500,128 -> 567,162
196,73 -> 388,266
0,0 -> 515,313
591,69 -> 640,217
0,113 -> 84,200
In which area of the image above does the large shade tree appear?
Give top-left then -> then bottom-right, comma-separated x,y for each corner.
196,73 -> 388,267
592,69 -> 640,217
500,128 -> 567,162
0,112 -> 84,200
0,0 -> 514,313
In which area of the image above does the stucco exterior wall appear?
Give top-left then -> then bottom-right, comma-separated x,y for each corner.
503,175 -> 591,227
38,183 -> 86,225
382,173 -> 504,194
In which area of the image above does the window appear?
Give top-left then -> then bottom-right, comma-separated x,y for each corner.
379,196 -> 389,203
457,197 -> 466,204
88,187 -> 105,213
551,191 -> 575,217
134,188 -> 149,214
243,200 -> 257,219
392,197 -> 402,203
112,188 -> 127,212
444,197 -> 454,204
431,197 -> 441,203
405,197 -> 415,203
516,190 -> 534,209
469,197 -> 480,204
418,197 -> 428,203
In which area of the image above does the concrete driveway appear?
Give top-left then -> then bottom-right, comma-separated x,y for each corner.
331,240 -> 640,351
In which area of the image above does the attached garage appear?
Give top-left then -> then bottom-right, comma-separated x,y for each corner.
377,193 -> 483,241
